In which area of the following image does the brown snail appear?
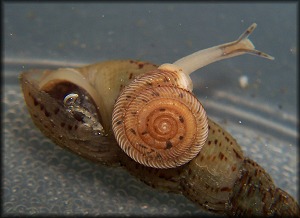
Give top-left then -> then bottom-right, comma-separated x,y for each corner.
20,23 -> 299,216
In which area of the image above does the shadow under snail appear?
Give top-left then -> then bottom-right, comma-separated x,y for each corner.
20,23 -> 299,216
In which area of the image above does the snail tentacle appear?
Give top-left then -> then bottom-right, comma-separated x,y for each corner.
161,23 -> 274,76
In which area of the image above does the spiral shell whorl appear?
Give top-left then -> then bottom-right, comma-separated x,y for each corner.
112,69 -> 208,168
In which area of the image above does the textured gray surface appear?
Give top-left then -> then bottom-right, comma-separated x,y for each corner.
3,3 -> 298,216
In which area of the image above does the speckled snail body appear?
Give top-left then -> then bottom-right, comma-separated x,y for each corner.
20,23 -> 299,216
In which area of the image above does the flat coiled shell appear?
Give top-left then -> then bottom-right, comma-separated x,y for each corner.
112,69 -> 208,168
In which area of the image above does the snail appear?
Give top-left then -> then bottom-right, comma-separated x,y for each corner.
20,23 -> 299,216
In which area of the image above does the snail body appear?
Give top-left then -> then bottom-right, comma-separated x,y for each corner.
20,23 -> 299,216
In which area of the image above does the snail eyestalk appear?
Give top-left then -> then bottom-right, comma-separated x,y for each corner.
169,23 -> 274,75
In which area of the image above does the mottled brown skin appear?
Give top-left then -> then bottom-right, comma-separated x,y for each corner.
20,60 -> 299,217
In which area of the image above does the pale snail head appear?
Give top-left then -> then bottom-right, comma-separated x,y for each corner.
21,23 -> 273,169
